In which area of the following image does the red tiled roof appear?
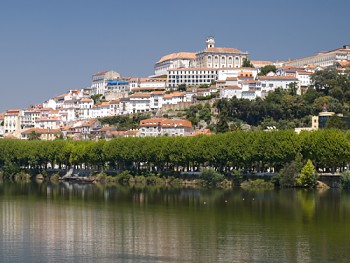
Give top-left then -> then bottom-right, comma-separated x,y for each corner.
140,118 -> 192,128
21,128 -> 61,135
157,52 -> 196,63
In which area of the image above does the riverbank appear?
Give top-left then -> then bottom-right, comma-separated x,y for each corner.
0,168 -> 346,190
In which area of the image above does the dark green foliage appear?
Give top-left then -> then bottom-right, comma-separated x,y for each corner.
99,114 -> 151,130
325,115 -> 346,129
242,58 -> 254,68
276,161 -> 298,187
178,84 -> 187,91
241,179 -> 274,190
341,171 -> 350,189
200,167 -> 225,187
0,130 -> 350,181
185,103 -> 212,126
258,65 -> 277,76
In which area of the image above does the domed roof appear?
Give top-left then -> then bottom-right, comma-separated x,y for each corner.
157,52 -> 196,63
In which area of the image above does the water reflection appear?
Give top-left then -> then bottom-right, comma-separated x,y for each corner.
0,182 -> 349,262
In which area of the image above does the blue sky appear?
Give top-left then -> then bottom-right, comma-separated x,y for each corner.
0,0 -> 349,112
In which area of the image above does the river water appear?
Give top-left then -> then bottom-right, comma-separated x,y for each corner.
0,181 -> 349,263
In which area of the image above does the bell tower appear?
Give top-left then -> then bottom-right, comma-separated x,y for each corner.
206,36 -> 215,49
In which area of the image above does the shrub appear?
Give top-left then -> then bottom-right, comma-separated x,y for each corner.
296,160 -> 317,188
241,179 -> 274,190
50,173 -> 60,182
132,175 -> 146,184
276,161 -> 298,187
200,167 -> 225,187
341,171 -> 350,189
231,169 -> 243,186
116,170 -> 132,184
14,172 -> 31,181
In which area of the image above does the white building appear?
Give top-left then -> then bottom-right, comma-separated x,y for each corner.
259,76 -> 299,93
139,78 -> 167,89
217,68 -> 258,81
90,70 -> 121,95
220,86 -> 242,99
35,117 -> 60,130
162,92 -> 187,105
154,52 -> 196,76
296,71 -> 313,93
140,118 -> 193,137
20,109 -> 40,129
4,110 -> 21,133
196,37 -> 248,69
129,93 -> 151,114
167,68 -> 218,88
283,45 -> 350,68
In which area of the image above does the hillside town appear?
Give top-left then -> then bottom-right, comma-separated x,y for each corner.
1,37 -> 350,140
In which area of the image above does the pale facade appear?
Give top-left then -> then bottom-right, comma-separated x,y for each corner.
139,78 -> 167,89
196,37 -> 248,69
4,110 -> 21,133
34,118 -> 60,130
283,45 -> 350,68
217,68 -> 258,81
90,70 -> 121,95
167,68 -> 218,88
20,109 -> 40,129
220,86 -> 242,99
140,118 -> 193,137
258,76 -> 299,93
154,52 -> 196,76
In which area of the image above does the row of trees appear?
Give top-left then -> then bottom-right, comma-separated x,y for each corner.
0,129 -> 349,176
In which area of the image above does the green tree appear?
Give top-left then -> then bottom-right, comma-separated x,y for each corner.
200,167 -> 225,187
178,84 -> 187,91
242,58 -> 254,68
258,65 -> 277,76
297,159 -> 317,188
325,115 -> 345,129
28,131 -> 41,140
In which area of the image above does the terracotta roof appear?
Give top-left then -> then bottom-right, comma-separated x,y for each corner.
93,71 -> 108,76
224,85 -> 241,90
297,71 -> 313,75
5,109 -> 21,114
157,52 -> 196,63
226,77 -> 237,81
100,102 -> 110,107
109,99 -> 120,104
109,130 -> 139,136
197,88 -> 210,91
140,78 -> 167,82
338,61 -> 350,67
140,118 -> 192,128
21,128 -> 61,135
259,76 -> 298,80
163,92 -> 185,99
151,91 -> 165,95
129,93 -> 151,98
37,117 -> 60,121
251,60 -> 273,65
96,127 -> 112,132
169,67 -> 218,71
203,47 -> 243,54
80,98 -> 93,102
